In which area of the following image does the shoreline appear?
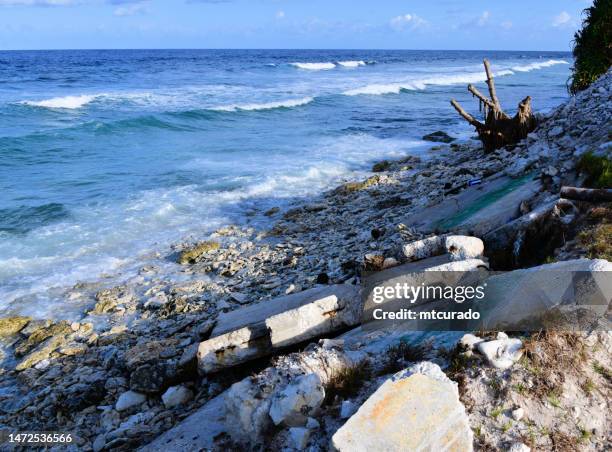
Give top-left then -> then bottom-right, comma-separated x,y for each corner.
0,70 -> 610,450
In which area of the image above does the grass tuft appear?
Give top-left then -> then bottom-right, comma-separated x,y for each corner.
324,361 -> 372,403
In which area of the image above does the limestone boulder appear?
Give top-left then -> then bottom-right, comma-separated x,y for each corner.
331,362 -> 472,452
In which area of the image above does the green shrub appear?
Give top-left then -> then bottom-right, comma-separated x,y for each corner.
569,0 -> 612,94
577,152 -> 612,188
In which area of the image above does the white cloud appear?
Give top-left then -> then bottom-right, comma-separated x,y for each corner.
477,11 -> 490,27
389,13 -> 428,31
552,11 -> 572,27
275,10 -> 285,19
500,20 -> 513,30
114,2 -> 146,16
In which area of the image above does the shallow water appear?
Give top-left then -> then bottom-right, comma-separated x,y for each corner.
0,49 -> 572,318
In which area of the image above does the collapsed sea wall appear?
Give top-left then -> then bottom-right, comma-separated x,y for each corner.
0,71 -> 610,451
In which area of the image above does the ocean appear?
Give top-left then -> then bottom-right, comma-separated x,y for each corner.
0,49 -> 572,319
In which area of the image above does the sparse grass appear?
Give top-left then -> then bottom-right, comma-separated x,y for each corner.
513,382 -> 527,395
581,378 -> 596,395
579,224 -> 612,261
324,361 -> 372,403
490,406 -> 504,420
380,340 -> 432,374
578,427 -> 592,444
592,361 -> 612,383
550,430 -> 579,452
501,421 -> 512,433
521,332 -> 587,399
569,0 -> 612,94
547,392 -> 562,408
473,425 -> 483,438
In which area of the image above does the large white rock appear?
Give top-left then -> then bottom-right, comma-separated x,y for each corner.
331,362 -> 472,452
477,338 -> 523,370
269,374 -> 325,427
161,385 -> 193,408
224,378 -> 274,443
115,391 -> 146,412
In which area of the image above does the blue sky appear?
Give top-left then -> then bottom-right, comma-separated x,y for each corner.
0,0 -> 591,50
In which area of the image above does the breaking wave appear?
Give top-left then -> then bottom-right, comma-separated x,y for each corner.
212,97 -> 314,112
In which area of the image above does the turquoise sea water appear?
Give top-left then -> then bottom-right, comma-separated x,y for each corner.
0,49 -> 572,318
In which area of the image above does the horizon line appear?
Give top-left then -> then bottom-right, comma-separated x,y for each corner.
0,47 -> 573,53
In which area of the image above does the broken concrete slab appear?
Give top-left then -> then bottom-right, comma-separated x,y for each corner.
198,285 -> 360,374
138,393 -> 226,452
331,362 -> 473,452
477,258 -> 612,331
402,235 -> 484,262
406,174 -> 541,236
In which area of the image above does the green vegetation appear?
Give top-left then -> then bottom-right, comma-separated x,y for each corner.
490,406 -> 504,420
577,152 -> 612,188
325,361 -> 372,402
569,0 -> 612,93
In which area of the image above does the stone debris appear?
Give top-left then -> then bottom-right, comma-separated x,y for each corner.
198,285 -> 360,373
269,374 -> 325,427
331,362 -> 473,452
477,338 -> 523,370
161,385 -> 193,408
115,390 -> 147,412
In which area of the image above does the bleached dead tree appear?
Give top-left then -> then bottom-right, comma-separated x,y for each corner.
451,59 -> 537,152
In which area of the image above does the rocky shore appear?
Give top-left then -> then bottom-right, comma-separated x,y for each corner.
0,71 -> 610,451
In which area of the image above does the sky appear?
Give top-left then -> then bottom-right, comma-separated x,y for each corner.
0,0 -> 592,50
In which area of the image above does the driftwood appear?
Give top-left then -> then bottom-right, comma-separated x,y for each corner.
560,186 -> 612,203
451,59 -> 537,152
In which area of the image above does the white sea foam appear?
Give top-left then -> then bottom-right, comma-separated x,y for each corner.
511,59 -> 569,72
343,69 -> 516,96
337,60 -> 367,68
212,97 -> 314,112
23,94 -> 98,109
291,62 -> 337,70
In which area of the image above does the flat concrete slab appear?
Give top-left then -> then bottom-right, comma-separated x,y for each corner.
407,175 -> 541,236
139,394 -> 226,452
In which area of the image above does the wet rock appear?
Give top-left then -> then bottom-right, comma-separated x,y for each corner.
15,334 -> 69,371
264,207 -> 280,216
372,160 -> 391,172
14,321 -> 71,357
161,385 -> 193,408
269,374 -> 325,427
178,241 -> 220,265
423,131 -> 455,143
91,286 -> 135,314
0,316 -> 31,339
331,362 -> 472,451
477,338 -> 523,370
116,391 -> 147,412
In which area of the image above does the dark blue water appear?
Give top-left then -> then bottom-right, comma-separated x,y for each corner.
0,49 -> 572,318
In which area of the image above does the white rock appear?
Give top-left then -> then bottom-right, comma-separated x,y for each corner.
340,400 -> 357,419
508,442 -> 531,452
444,235 -> 484,261
511,407 -> 524,421
496,332 -> 508,340
460,334 -> 484,350
477,338 -> 523,370
115,391 -> 146,412
269,374 -> 325,427
331,362 -> 471,451
161,385 -> 193,409
288,427 -> 310,449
